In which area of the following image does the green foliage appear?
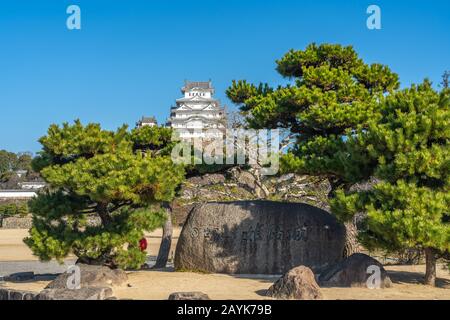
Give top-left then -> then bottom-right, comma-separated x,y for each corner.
130,125 -> 175,156
441,71 -> 449,89
0,202 -> 29,217
331,82 -> 450,255
25,120 -> 185,269
0,150 -> 32,174
226,43 -> 449,265
16,152 -> 33,172
0,150 -> 16,174
226,80 -> 274,108
226,43 -> 399,186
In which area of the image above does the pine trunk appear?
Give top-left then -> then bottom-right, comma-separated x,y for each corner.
327,178 -> 361,258
153,203 -> 173,269
424,247 -> 436,286
343,221 -> 360,258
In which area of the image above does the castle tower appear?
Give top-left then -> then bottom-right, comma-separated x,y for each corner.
166,80 -> 226,139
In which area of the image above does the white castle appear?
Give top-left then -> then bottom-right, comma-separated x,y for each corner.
166,80 -> 226,139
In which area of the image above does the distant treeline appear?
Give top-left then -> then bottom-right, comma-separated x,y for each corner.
0,150 -> 41,189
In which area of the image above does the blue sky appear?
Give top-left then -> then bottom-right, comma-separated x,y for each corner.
1,0 -> 449,153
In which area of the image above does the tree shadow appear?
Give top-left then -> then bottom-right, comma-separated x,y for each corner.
2,272 -> 58,283
144,266 -> 175,273
387,269 -> 450,289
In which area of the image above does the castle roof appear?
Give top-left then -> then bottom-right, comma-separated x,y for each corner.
175,95 -> 217,103
139,116 -> 157,123
182,80 -> 213,92
169,114 -> 224,123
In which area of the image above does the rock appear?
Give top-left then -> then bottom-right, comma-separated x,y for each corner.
1,216 -> 33,229
0,288 -> 8,300
0,288 -> 38,300
172,203 -> 196,226
234,170 -> 257,191
276,173 -> 295,183
266,266 -> 322,300
168,292 -> 211,300
45,264 -> 128,289
175,200 -> 345,274
37,287 -> 113,300
22,292 -> 38,300
319,253 -> 392,288
187,174 -> 226,187
204,174 -> 226,185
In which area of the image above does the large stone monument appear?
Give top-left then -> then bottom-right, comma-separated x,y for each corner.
174,200 -> 345,274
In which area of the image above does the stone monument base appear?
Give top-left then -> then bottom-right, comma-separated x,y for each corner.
175,200 -> 345,274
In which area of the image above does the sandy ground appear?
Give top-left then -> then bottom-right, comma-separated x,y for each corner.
1,228 -> 449,300
114,264 -> 450,300
0,229 -> 37,261
0,228 -> 180,262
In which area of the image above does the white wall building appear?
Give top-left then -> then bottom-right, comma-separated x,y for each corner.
0,190 -> 37,199
18,181 -> 46,190
166,81 -> 226,139
136,116 -> 157,128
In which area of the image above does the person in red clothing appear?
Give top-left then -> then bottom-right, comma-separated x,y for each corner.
139,237 -> 148,252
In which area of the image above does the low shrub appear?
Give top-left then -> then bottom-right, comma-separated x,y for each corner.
0,202 -> 29,217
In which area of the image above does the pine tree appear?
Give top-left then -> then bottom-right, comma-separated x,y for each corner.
441,70 -> 449,89
130,125 -> 180,268
331,81 -> 450,286
25,121 -> 185,269
226,43 -> 399,256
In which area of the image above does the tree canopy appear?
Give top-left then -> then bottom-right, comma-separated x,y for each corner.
226,43 -> 399,188
226,43 -> 400,256
25,121 -> 185,269
330,81 -> 450,285
0,150 -> 35,189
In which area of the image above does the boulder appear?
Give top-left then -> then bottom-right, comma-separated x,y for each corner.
172,203 -> 196,226
168,292 -> 211,300
266,266 -> 322,300
0,288 -> 38,300
175,200 -> 345,274
319,253 -> 392,288
45,264 -> 128,289
0,288 -> 7,300
37,287 -> 113,300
